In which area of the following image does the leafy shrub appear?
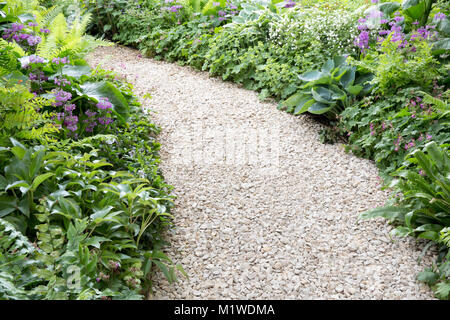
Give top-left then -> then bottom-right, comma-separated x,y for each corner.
0,1 -> 185,300
360,141 -> 449,299
280,56 -> 373,119
339,86 -> 449,179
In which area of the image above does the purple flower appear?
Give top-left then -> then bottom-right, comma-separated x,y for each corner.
354,31 -> 369,52
26,35 -> 41,46
358,24 -> 368,31
283,0 -> 296,8
368,10 -> 383,19
11,23 -> 24,32
371,0 -> 379,3
213,1 -> 220,6
54,77 -> 71,87
393,16 -> 404,23
96,98 -> 113,110
28,22 -> 38,27
40,28 -> 50,34
433,12 -> 446,21
64,104 -> 76,112
64,115 -> 78,132
53,90 -> 72,106
85,110 -> 97,118
29,55 -> 46,64
52,57 -> 70,65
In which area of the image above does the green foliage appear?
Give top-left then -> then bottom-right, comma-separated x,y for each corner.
339,87 -> 449,179
360,141 -> 450,299
0,0 -> 184,300
349,33 -> 439,95
0,85 -> 59,143
280,56 -> 373,119
36,12 -> 112,59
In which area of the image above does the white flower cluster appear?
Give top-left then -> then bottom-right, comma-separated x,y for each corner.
268,5 -> 365,56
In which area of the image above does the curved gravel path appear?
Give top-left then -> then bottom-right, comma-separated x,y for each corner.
87,45 -> 436,300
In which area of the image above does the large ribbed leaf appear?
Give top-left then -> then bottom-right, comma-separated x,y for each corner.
308,102 -> 333,115
78,81 -> 130,123
432,38 -> 450,55
50,64 -> 91,79
402,0 -> 426,20
359,206 -> 409,220
294,97 -> 314,115
298,70 -> 323,82
339,68 -> 355,88
311,87 -> 335,104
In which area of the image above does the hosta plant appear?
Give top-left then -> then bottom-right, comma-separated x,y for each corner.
279,55 -> 373,119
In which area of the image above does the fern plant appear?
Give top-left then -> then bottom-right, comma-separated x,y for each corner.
0,39 -> 24,76
36,12 -> 111,59
0,85 -> 59,143
0,217 -> 39,300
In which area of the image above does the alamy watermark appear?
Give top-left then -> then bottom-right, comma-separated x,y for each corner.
168,120 -> 280,175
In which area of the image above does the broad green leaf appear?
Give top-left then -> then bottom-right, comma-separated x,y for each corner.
31,173 -> 54,191
402,0 -> 426,20
83,236 -> 111,249
281,92 -> 304,108
50,64 -> 91,79
0,196 -> 18,218
432,38 -> 450,55
346,85 -> 363,96
339,69 -> 356,88
332,56 -> 348,68
322,59 -> 334,73
378,2 -> 401,16
294,98 -> 314,115
298,70 -> 323,82
308,102 -> 332,115
417,231 -> 439,241
359,206 -> 408,220
391,226 -> 413,237
417,270 -> 439,285
311,87 -> 335,104
437,18 -> 450,36
53,197 -> 81,219
78,81 -> 130,122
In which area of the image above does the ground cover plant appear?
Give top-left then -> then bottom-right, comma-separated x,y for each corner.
0,0 -> 185,300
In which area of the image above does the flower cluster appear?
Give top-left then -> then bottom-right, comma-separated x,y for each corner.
52,57 -> 70,65
52,88 -> 78,134
268,6 -> 363,56
54,76 -> 71,87
83,98 -> 114,133
2,22 -> 44,50
354,7 -> 443,55
283,0 -> 296,9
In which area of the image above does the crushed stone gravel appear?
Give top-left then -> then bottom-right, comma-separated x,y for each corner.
87,45 -> 436,300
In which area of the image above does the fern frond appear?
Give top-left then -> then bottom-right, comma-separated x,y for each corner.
419,91 -> 450,111
0,218 -> 36,256
0,85 -> 59,141
34,5 -> 63,28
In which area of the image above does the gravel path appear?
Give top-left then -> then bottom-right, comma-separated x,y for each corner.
87,45 -> 436,300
